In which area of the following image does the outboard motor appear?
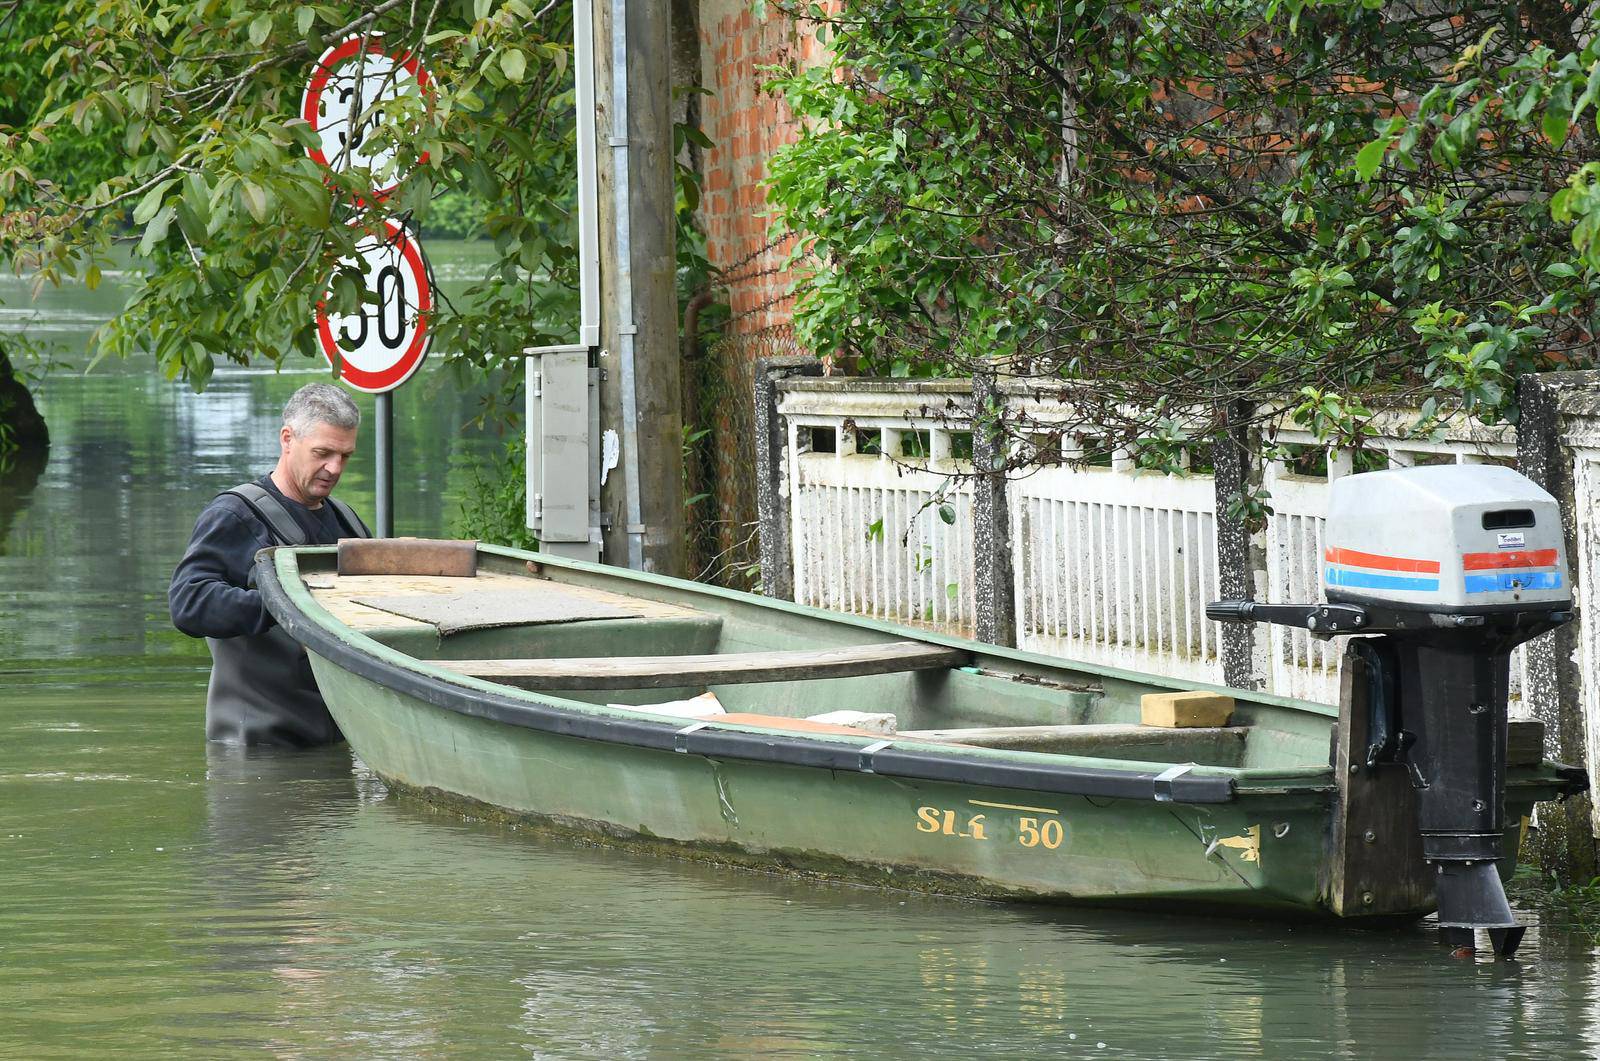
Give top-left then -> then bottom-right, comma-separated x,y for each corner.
1209,465 -> 1572,957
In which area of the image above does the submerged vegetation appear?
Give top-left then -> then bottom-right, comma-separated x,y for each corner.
1512,864 -> 1600,942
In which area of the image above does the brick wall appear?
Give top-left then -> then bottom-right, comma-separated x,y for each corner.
696,0 -> 828,338
686,1 -> 831,582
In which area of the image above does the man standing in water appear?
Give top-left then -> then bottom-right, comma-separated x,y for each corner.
170,383 -> 372,746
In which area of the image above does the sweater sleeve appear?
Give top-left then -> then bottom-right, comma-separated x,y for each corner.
168,500 -> 276,639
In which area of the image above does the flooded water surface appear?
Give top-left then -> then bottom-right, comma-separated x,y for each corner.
5,249 -> 1600,1058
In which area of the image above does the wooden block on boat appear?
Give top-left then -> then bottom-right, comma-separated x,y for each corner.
1140,690 -> 1234,728
1507,720 -> 1546,766
337,538 -> 478,577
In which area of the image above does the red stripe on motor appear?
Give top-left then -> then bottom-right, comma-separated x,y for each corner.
1462,549 -> 1558,570
1323,546 -> 1441,573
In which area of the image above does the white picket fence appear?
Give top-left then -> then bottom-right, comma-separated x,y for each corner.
777,382 -> 1527,706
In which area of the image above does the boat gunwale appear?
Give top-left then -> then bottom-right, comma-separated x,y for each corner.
257,545 -> 1360,805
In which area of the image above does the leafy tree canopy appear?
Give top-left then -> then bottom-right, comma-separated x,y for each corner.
0,0 -> 580,401
767,0 -> 1600,463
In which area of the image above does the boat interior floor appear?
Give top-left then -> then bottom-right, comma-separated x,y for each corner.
300,555 -> 1266,769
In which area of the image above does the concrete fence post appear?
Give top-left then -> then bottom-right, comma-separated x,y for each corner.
971,371 -> 1017,647
754,356 -> 823,600
1518,371 -> 1599,880
1213,398 -> 1264,690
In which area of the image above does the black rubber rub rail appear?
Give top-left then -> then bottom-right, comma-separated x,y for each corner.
257,554 -> 1237,805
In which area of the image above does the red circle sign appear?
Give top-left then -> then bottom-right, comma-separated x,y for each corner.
315,219 -> 433,393
300,35 -> 432,197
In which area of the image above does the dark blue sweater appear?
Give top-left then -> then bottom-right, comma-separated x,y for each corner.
169,475 -> 352,639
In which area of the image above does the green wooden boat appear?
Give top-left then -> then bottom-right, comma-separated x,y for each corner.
256,539 -> 1582,923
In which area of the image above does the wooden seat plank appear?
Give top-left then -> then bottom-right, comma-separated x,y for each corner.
425,640 -> 968,690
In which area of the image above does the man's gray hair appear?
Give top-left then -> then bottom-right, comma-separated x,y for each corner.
282,383 -> 360,436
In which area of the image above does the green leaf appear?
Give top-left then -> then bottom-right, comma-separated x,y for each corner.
1552,187 -> 1573,223
1353,137 -> 1389,182
187,341 -> 214,392
132,177 -> 178,224
248,14 -> 272,47
182,173 -> 211,229
1546,79 -> 1575,149
500,48 -> 527,83
282,180 -> 330,228
297,7 -> 314,35
240,181 -> 271,223
138,205 -> 174,256
938,503 -> 955,524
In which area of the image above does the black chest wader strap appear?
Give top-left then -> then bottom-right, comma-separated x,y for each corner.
221,483 -> 373,544
328,497 -> 373,539
221,482 -> 309,547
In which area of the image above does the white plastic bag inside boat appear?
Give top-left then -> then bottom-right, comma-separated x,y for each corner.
611,690 -> 725,718
804,710 -> 898,734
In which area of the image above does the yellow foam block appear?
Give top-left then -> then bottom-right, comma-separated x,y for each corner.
1141,690 -> 1235,728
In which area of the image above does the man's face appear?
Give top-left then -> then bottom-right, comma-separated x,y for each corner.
279,421 -> 358,504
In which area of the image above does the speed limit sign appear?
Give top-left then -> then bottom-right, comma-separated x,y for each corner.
300,35 -> 432,196
315,219 -> 433,393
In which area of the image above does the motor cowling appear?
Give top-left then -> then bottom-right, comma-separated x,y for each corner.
1322,464 -> 1568,614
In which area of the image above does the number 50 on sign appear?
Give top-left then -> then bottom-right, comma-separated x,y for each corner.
315,219 -> 433,394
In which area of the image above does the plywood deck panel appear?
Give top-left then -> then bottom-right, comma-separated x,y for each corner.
305,570 -> 699,635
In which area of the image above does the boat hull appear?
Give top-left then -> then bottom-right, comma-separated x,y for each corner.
312,654 -> 1340,912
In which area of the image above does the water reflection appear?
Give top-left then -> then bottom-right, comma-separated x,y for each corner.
0,443 -> 47,555
187,769 -> 1597,1059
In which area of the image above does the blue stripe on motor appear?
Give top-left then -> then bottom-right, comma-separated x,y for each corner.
1325,567 -> 1440,592
1464,571 -> 1564,594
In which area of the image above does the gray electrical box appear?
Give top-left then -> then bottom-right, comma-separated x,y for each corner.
526,345 -> 601,562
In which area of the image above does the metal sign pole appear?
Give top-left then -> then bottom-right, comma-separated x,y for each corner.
375,391 -> 394,537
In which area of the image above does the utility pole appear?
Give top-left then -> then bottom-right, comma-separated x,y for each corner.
592,0 -> 686,575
